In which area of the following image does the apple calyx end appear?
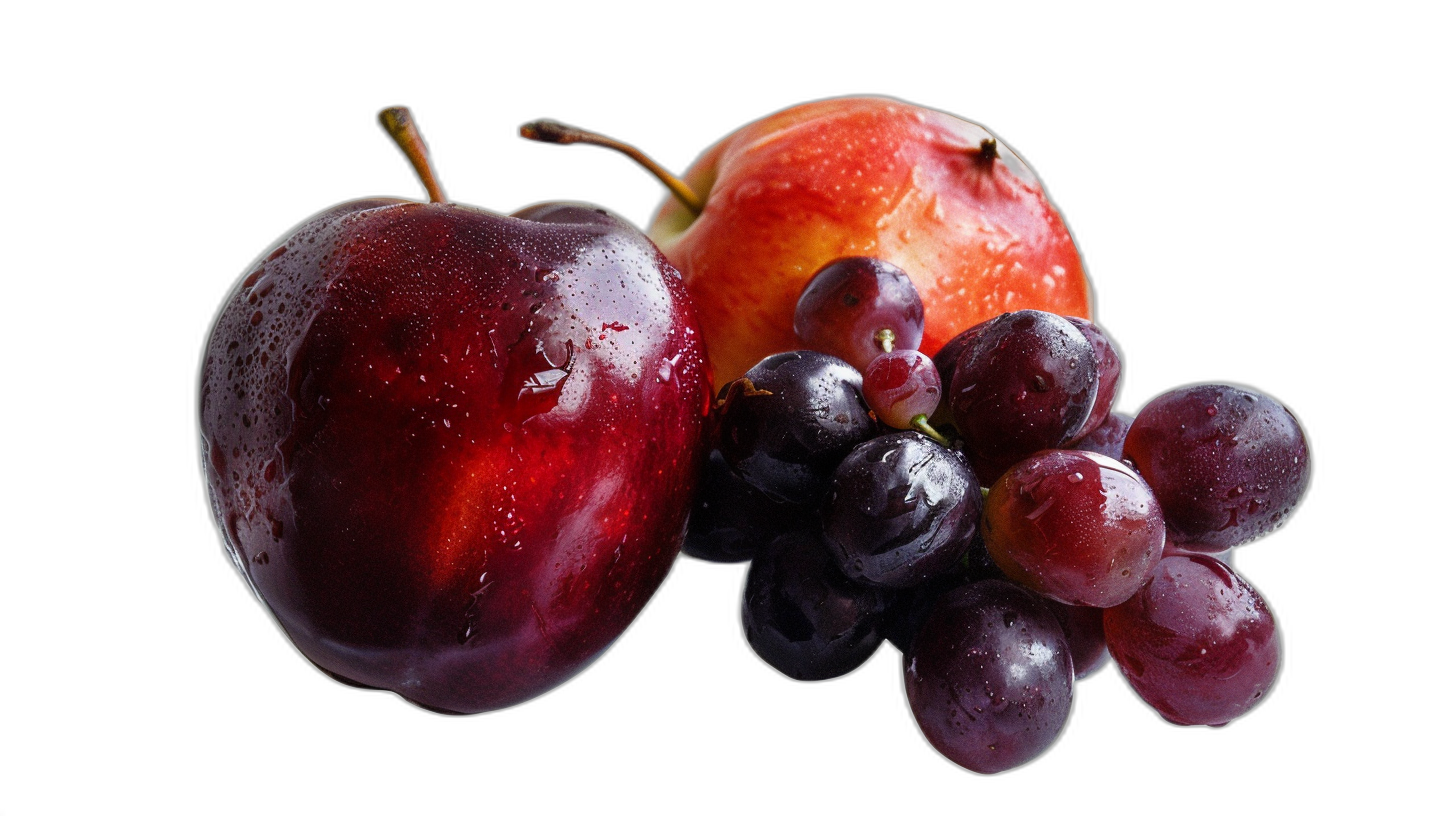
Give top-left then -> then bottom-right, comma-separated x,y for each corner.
976,138 -> 999,166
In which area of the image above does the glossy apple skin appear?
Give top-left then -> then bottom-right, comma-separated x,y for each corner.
648,96 -> 1091,385
200,199 -> 711,713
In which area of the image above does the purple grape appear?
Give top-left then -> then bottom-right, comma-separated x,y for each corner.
1104,554 -> 1279,726
1124,384 -> 1309,551
718,351 -> 877,504
948,310 -> 1098,482
794,257 -> 924,371
742,530 -> 887,680
904,580 -> 1074,774
822,432 -> 980,589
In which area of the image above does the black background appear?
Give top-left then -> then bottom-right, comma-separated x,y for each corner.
153,71 -> 1333,804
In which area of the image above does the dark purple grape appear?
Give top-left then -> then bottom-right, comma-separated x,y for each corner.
1104,554 -> 1279,726
822,433 -> 980,589
904,580 -> 1074,774
982,449 -> 1165,608
863,350 -> 942,430
683,450 -> 802,563
948,310 -> 1098,481
1124,384 -> 1309,552
1073,411 -> 1132,461
718,351 -> 877,504
794,257 -> 924,371
742,530 -> 887,681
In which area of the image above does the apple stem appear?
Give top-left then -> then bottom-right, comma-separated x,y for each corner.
519,119 -> 703,216
379,107 -> 447,204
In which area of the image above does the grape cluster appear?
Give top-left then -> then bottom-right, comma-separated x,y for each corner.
683,256 -> 1310,773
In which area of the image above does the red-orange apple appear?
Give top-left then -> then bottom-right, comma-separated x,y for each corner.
647,96 -> 1091,385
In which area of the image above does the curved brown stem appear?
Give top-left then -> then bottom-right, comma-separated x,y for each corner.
519,119 -> 702,216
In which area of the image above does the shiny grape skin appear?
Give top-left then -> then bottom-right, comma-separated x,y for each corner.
793,257 -> 925,371
1124,384 -> 1310,552
983,449 -> 1165,608
683,450 -> 803,563
1065,317 -> 1122,443
742,530 -> 887,681
864,350 -> 942,429
718,351 -> 877,504
904,580 -> 1074,774
1074,411 -> 1133,461
1104,554 -> 1279,726
822,433 -> 981,589
949,310 -> 1098,479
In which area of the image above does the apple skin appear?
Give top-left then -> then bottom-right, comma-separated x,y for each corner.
200,199 -> 711,713
648,96 -> 1091,386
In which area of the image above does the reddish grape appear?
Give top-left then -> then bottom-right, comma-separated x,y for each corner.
1104,554 -> 1279,726
904,581 -> 1074,774
794,257 -> 925,371
1124,384 -> 1309,552
949,310 -> 1098,480
983,449 -> 1165,607
822,432 -> 980,588
863,350 -> 942,429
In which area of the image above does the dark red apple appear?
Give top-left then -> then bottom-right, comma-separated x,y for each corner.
199,108 -> 711,713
